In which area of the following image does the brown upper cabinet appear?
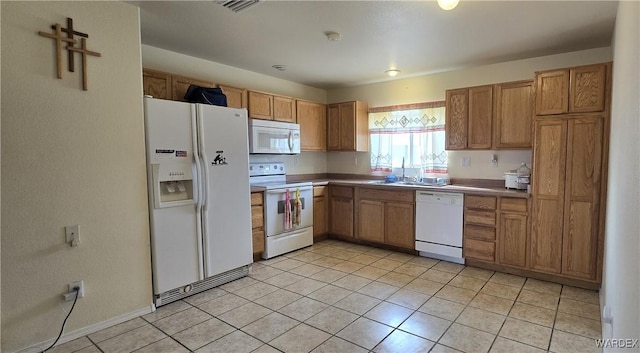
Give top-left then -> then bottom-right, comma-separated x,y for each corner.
536,63 -> 607,115
248,90 -> 296,122
142,69 -> 172,100
172,75 -> 216,102
494,80 -> 534,149
218,85 -> 246,109
327,101 -> 369,152
297,100 -> 327,151
445,85 -> 493,150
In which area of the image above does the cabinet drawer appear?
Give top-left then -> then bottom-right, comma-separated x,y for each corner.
465,209 -> 496,226
358,188 -> 414,203
313,186 -> 327,197
464,238 -> 495,262
465,195 -> 497,210
464,224 -> 496,241
500,197 -> 528,213
330,186 -> 353,198
251,205 -> 263,229
251,192 -> 263,206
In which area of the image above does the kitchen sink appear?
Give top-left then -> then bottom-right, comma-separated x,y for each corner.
366,180 -> 445,187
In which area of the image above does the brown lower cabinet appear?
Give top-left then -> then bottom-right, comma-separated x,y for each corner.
250,192 -> 265,258
329,186 -> 354,238
357,188 -> 415,250
464,195 -> 530,267
313,186 -> 328,241
497,198 -> 529,268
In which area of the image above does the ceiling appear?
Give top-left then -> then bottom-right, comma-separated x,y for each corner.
130,1 -> 618,89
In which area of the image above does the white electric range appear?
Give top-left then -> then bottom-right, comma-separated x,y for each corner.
249,163 -> 313,259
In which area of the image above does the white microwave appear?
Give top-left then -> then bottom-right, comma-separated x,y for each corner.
248,119 -> 301,154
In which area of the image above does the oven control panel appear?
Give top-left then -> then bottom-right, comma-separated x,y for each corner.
249,162 -> 286,177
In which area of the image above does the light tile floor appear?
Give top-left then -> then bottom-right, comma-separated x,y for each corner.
50,240 -> 602,353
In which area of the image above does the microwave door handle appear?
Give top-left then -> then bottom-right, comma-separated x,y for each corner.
288,131 -> 293,152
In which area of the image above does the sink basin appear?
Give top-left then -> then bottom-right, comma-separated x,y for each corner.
365,180 -> 444,186
366,180 -> 393,184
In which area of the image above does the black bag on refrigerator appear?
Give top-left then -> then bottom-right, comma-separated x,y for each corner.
184,85 -> 228,107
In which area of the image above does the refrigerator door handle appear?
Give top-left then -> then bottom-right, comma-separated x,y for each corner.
196,106 -> 211,272
192,106 -> 205,279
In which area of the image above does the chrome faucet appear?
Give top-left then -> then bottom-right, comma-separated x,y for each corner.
401,157 -> 406,181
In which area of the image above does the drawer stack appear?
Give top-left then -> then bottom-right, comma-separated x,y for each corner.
463,195 -> 497,262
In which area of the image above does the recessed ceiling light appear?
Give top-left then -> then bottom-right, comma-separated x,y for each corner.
272,65 -> 286,71
325,31 -> 342,41
438,0 -> 460,10
385,69 -> 401,77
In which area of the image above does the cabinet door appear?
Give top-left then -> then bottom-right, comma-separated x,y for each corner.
339,102 -> 356,150
562,116 -> 603,279
297,100 -> 327,151
358,200 -> 385,243
330,197 -> 353,237
327,104 -> 341,151
570,64 -> 606,113
499,213 -> 528,268
494,81 -> 533,148
535,70 -> 569,115
530,119 -> 567,273
313,195 -> 328,237
385,202 -> 415,249
273,95 -> 296,123
468,85 -> 493,149
445,89 -> 468,150
172,76 -> 216,102
248,91 -> 273,120
219,85 -> 246,109
142,69 -> 172,100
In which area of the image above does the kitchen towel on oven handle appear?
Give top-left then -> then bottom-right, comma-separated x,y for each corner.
284,189 -> 292,230
293,188 -> 302,226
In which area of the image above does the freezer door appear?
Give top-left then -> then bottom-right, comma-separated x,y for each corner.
197,104 -> 253,277
144,97 -> 203,294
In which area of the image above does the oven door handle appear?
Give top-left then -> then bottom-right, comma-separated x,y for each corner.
266,186 -> 313,194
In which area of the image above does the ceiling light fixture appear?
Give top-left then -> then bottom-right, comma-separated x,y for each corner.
385,69 -> 400,77
325,31 -> 342,41
437,0 -> 460,11
272,65 -> 286,71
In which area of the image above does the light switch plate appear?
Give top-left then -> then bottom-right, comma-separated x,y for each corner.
65,224 -> 80,246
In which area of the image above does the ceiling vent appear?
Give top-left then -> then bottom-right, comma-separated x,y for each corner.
217,0 -> 260,13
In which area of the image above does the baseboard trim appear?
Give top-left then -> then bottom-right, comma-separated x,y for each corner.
16,304 -> 154,353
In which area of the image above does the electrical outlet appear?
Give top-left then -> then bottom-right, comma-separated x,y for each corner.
68,280 -> 84,299
491,154 -> 498,167
461,157 -> 471,167
65,224 -> 80,247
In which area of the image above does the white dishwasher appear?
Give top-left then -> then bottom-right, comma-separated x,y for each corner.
415,191 -> 465,264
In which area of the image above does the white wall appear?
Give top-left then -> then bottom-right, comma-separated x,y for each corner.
601,1 -> 640,350
1,2 -> 152,352
327,47 -> 612,179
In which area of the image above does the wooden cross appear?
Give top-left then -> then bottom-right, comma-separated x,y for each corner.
67,38 -> 101,90
38,24 -> 76,79
51,18 -> 88,72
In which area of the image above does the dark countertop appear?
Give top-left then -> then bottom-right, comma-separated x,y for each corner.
251,177 -> 529,198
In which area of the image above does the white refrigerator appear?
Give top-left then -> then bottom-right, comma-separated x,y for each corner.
144,97 -> 253,305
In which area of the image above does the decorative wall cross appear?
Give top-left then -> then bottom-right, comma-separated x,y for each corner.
38,17 -> 101,90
